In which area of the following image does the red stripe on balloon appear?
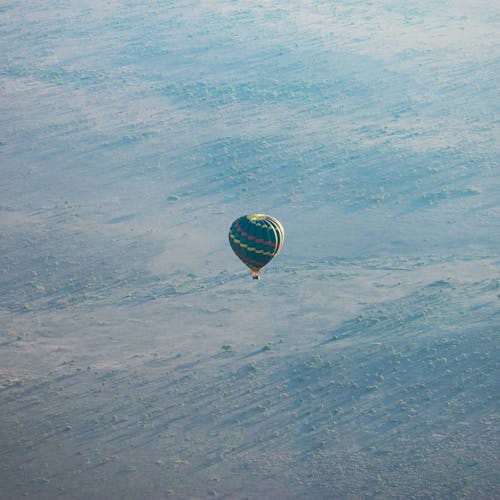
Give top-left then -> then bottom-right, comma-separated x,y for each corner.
232,246 -> 272,268
234,220 -> 277,247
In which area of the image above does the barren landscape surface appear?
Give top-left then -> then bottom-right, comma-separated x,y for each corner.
1,1 -> 499,498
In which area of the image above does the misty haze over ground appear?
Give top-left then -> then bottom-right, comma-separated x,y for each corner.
1,1 -> 499,498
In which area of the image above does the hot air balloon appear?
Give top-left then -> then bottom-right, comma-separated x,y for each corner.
228,214 -> 284,279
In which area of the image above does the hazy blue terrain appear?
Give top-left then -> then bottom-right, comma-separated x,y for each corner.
1,1 -> 499,498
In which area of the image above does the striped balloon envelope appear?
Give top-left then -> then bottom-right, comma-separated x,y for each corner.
228,214 -> 284,279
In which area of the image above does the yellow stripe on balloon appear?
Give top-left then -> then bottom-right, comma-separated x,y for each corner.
229,233 -> 277,257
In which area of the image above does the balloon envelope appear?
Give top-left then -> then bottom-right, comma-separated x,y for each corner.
228,214 -> 284,278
